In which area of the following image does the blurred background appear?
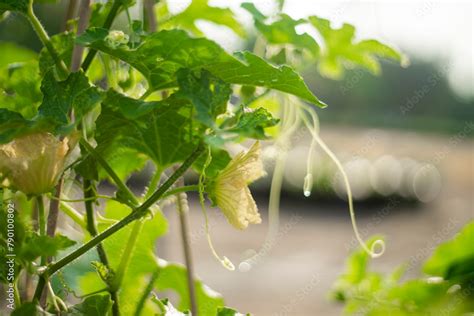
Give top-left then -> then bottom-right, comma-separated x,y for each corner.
1,0 -> 472,314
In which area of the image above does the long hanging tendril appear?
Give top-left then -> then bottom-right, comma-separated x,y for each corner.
239,94 -> 302,271
199,146 -> 235,270
299,102 -> 385,258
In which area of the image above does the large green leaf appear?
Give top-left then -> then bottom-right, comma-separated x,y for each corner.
242,3 -> 319,56
91,90 -> 197,169
423,221 -> 474,282
155,260 -> 225,315
162,0 -> 245,37
76,28 -> 326,107
308,16 -> 403,79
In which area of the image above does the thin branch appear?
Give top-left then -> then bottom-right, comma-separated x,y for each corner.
25,2 -> 68,78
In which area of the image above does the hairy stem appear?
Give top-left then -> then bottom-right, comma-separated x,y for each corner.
26,3 -> 68,78
81,0 -> 122,72
33,144 -> 204,301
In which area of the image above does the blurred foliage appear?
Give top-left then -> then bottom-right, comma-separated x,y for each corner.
332,222 -> 474,315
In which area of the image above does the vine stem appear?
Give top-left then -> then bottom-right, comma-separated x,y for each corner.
79,139 -> 139,208
83,179 -> 120,316
25,2 -> 68,78
112,169 -> 162,298
81,0 -> 122,72
33,144 -> 204,301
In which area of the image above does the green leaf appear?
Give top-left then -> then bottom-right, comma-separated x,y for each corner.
92,90 -> 197,169
76,28 -> 325,107
0,42 -> 37,68
227,107 -> 279,139
70,294 -> 113,316
19,233 -> 76,261
423,221 -> 474,282
163,0 -> 245,37
155,260 -> 225,315
177,68 -> 232,127
0,61 -> 42,119
242,3 -> 319,56
0,0 -> 29,14
12,303 -> 53,316
38,70 -> 102,126
308,16 -> 403,79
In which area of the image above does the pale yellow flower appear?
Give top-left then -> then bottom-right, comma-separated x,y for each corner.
210,142 -> 265,230
0,133 -> 70,195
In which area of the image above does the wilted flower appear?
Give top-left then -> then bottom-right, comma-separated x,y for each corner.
0,133 -> 71,195
209,142 -> 265,230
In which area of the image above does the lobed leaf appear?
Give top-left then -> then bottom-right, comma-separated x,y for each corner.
308,16 -> 403,79
242,3 -> 319,56
76,28 -> 326,107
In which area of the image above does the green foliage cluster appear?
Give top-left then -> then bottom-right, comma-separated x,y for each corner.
0,0 -> 406,315
332,222 -> 474,315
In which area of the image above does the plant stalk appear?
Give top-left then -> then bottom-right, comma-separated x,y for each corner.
26,3 -> 69,78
